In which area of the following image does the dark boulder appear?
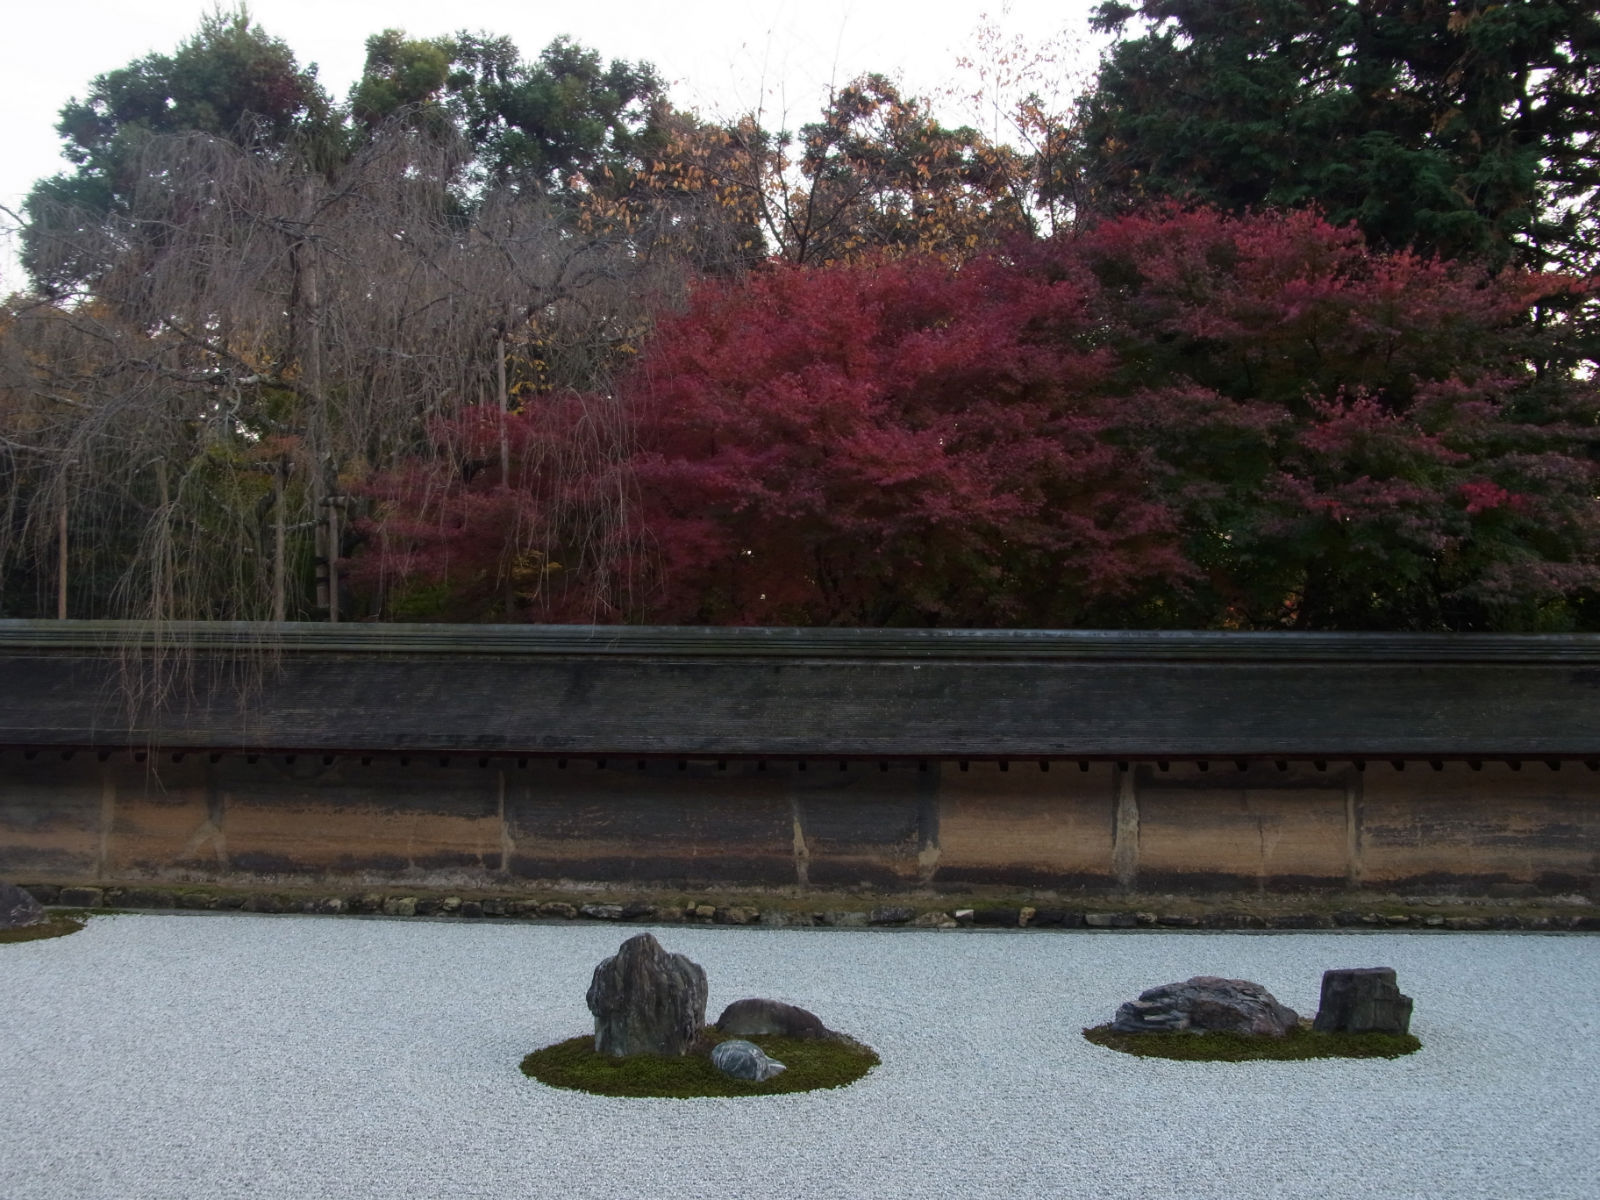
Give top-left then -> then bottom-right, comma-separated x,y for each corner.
973,907 -> 1023,927
1,881 -> 45,930
710,1039 -> 786,1082
715,998 -> 833,1040
585,933 -> 707,1057
1312,968 -> 1413,1035
1113,976 -> 1299,1037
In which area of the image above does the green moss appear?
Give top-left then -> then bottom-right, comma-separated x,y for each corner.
521,1030 -> 880,1098
1083,1022 -> 1421,1062
0,913 -> 87,945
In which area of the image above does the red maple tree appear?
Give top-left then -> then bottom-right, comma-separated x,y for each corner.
630,254 -> 1187,625
353,206 -> 1599,630
1052,206 -> 1599,628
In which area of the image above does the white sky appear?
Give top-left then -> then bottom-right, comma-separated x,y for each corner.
0,0 -> 1108,293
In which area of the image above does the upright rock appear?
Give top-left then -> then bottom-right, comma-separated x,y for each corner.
1312,968 -> 1413,1035
1,881 -> 45,930
585,933 -> 707,1057
1113,976 -> 1299,1037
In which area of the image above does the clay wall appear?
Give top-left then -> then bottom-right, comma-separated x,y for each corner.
4,751 -> 1594,896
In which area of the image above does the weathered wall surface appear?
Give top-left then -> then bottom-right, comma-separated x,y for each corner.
3,752 -> 1594,895
3,624 -> 1596,897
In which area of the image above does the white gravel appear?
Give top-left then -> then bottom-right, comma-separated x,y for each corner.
2,915 -> 1595,1200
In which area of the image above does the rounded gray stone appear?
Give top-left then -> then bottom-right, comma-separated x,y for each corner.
715,997 -> 833,1040
710,1039 -> 787,1082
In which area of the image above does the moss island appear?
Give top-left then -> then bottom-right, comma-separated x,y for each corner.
522,1030 -> 880,1098
1083,1022 -> 1421,1062
0,912 -> 89,945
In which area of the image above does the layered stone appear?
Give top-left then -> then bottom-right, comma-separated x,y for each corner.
585,933 -> 707,1057
1312,967 -> 1413,1034
1112,976 -> 1299,1036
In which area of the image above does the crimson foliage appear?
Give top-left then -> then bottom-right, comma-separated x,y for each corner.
630,256 -> 1183,625
356,207 -> 1599,630
348,399 -> 630,622
1058,207 -> 1599,629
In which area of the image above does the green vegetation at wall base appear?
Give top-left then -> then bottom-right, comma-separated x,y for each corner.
521,1031 -> 879,1097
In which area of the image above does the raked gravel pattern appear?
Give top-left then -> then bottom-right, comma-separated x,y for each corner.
2,914 -> 1595,1200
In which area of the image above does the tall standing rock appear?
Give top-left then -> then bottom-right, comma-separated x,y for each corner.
585,933 -> 708,1057
1,881 -> 45,930
1313,968 -> 1413,1035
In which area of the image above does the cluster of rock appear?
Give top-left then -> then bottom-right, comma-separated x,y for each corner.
1,881 -> 45,930
584,932 -> 843,1082
1111,968 -> 1414,1037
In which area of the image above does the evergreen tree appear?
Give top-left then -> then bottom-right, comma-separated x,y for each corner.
1077,1 -> 1600,275
21,7 -> 334,293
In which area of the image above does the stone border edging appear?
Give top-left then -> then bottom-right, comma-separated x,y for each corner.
22,884 -> 1600,931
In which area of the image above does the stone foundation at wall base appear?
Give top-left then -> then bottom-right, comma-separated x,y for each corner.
18,880 -> 1599,930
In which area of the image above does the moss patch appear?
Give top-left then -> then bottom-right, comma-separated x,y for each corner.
522,1030 -> 879,1098
0,913 -> 88,945
1083,1022 -> 1420,1062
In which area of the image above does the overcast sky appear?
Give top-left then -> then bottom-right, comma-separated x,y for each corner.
0,0 -> 1108,293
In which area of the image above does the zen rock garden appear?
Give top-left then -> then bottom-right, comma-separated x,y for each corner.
6,878 -> 1425,1070
521,932 -> 880,1096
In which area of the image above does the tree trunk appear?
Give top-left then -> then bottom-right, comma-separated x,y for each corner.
152,459 -> 171,619
497,329 -> 511,481
56,503 -> 67,620
295,179 -> 333,623
272,457 -> 287,623
498,327 -> 514,619
327,500 -> 340,624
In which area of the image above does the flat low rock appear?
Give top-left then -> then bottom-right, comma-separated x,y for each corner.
585,932 -> 707,1057
1313,968 -> 1414,1035
1113,976 -> 1299,1037
715,998 -> 834,1040
1,881 -> 45,929
710,1039 -> 786,1082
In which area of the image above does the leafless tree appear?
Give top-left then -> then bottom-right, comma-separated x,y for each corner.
1,118 -> 690,629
